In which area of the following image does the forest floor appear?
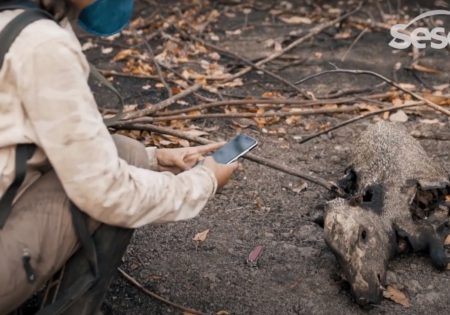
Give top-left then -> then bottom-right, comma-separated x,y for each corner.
80,0 -> 450,314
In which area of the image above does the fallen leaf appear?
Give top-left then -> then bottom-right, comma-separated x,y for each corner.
232,118 -> 257,128
216,311 -> 230,315
279,16 -> 312,24
81,41 -> 96,51
113,49 -> 140,62
445,235 -> 450,246
383,286 -> 411,307
447,263 -> 450,270
225,29 -> 242,36
183,129 -> 209,137
433,83 -> 449,91
334,31 -> 352,39
247,245 -> 264,265
101,47 -> 113,54
398,83 -> 416,90
419,118 -> 440,124
193,229 -> 210,242
290,182 -> 308,194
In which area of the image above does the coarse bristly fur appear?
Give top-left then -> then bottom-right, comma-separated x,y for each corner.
324,121 -> 450,306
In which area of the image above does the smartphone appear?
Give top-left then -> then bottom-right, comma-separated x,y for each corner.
212,135 -> 258,164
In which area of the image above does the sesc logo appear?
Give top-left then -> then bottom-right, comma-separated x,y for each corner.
389,10 -> 450,49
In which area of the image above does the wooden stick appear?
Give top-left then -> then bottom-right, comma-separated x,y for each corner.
129,105 -> 362,124
138,32 -> 173,97
295,68 -> 450,117
113,123 -> 345,195
98,69 -> 159,80
299,101 -> 425,144
155,92 -> 392,116
223,3 -> 363,82
113,84 -> 201,124
118,268 -> 208,315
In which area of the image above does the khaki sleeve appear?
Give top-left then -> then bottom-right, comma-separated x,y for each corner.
16,36 -> 217,228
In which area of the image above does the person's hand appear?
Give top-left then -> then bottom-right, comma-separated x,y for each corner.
202,156 -> 239,189
156,142 -> 225,174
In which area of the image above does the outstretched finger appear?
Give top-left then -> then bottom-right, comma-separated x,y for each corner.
194,142 -> 226,155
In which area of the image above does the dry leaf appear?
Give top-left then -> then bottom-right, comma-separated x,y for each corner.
279,16 -> 312,24
383,286 -> 411,307
101,47 -> 113,54
334,31 -> 352,39
183,129 -> 209,137
398,83 -> 416,90
445,235 -> 450,246
216,311 -> 230,315
113,49 -> 140,62
433,83 -> 449,91
247,245 -> 264,265
193,229 -> 210,242
447,263 -> 450,270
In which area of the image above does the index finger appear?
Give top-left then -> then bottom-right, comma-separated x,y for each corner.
194,141 -> 226,154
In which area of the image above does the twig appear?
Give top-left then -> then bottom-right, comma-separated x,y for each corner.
340,27 -> 368,62
139,33 -> 173,97
298,101 -> 425,144
98,69 -> 159,80
113,123 -> 345,195
295,68 -> 450,117
110,84 -> 201,124
223,2 -> 363,82
118,268 -> 208,315
323,82 -> 386,99
155,92 -> 392,116
181,31 -> 308,97
129,105 -> 363,123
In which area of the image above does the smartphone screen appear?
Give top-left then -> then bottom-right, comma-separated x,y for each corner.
212,135 -> 258,164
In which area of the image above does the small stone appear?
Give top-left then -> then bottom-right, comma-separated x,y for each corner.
389,110 -> 409,122
407,279 -> 422,294
386,271 -> 398,284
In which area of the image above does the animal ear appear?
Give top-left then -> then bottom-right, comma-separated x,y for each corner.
338,167 -> 357,194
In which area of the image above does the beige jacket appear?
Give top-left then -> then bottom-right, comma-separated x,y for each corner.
0,9 -> 217,228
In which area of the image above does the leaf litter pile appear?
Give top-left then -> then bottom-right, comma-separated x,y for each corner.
81,0 -> 450,314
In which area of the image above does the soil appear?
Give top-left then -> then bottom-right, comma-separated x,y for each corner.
82,1 -> 450,314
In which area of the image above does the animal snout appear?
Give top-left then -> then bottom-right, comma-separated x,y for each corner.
353,273 -> 384,307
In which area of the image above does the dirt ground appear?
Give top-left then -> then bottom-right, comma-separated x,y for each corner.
81,0 -> 450,314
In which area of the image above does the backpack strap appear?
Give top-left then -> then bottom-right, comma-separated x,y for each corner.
0,8 -> 52,228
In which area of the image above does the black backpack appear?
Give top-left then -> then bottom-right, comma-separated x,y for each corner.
0,1 -> 100,314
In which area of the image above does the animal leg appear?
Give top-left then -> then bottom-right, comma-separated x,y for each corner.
394,222 -> 448,270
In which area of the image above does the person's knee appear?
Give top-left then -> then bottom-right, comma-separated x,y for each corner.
112,134 -> 150,169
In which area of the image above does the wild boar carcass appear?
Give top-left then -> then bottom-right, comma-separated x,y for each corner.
324,122 -> 449,306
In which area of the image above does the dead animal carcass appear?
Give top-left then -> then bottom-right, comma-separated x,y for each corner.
324,121 -> 449,306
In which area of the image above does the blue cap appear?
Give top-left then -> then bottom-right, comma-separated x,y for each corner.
78,0 -> 134,37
